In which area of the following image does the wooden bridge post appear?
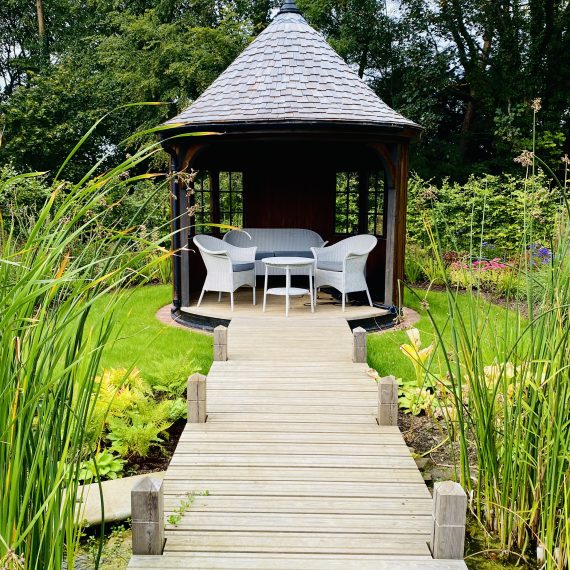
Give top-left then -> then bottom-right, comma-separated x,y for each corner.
377,375 -> 398,426
131,477 -> 164,555
430,480 -> 467,559
352,327 -> 367,363
187,373 -> 207,423
214,325 -> 228,361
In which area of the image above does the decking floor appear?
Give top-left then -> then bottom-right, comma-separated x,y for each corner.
127,317 -> 467,569
180,288 -> 391,321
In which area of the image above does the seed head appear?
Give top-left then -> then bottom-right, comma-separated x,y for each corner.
531,98 -> 542,112
514,150 -> 534,167
562,154 -> 570,166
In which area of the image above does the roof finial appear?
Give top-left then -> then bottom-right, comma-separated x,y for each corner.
278,0 -> 302,15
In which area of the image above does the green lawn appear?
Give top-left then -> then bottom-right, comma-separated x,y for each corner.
368,287 -> 514,383
94,284 -> 512,391
94,285 -> 212,388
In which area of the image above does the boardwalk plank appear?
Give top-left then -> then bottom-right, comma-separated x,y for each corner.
126,315 -> 464,568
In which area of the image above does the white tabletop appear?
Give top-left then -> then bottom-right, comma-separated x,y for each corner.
262,256 -> 315,267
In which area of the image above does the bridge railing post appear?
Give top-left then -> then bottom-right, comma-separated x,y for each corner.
187,373 -> 207,423
430,480 -> 467,559
131,477 -> 164,555
213,325 -> 228,361
353,327 -> 367,363
377,375 -> 398,426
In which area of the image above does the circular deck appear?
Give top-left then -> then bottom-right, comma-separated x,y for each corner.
171,289 -> 397,332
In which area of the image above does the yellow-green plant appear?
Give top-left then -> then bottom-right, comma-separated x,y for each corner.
90,367 -> 186,458
398,328 -> 436,415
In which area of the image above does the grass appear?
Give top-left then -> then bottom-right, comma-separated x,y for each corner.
93,284 -> 212,385
368,286 -> 513,382
95,283 -> 512,398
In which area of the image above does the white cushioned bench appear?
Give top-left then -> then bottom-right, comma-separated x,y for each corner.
223,228 -> 326,275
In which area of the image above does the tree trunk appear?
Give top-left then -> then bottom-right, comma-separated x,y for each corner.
36,0 -> 45,40
36,0 -> 48,64
358,43 -> 369,79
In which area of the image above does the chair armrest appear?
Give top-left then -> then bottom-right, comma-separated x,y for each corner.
311,244 -> 343,262
344,252 -> 370,273
226,243 -> 257,263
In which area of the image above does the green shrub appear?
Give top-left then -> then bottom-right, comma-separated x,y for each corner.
407,172 -> 561,255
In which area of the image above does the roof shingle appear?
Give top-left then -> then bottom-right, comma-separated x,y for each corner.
163,10 -> 419,131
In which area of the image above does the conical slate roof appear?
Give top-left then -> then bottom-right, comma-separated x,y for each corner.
163,3 -> 419,132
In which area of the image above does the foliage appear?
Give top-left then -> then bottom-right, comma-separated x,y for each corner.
415,120 -> 570,565
1,0 -> 569,181
90,368 -> 186,458
78,450 -> 125,483
0,2 -> 250,180
403,244 -> 425,284
0,141 -> 167,569
407,171 -> 562,255
367,287 -> 512,386
84,522 -> 131,570
397,328 -> 435,415
0,165 -> 53,219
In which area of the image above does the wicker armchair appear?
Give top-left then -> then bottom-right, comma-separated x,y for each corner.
193,235 -> 257,311
311,235 -> 377,311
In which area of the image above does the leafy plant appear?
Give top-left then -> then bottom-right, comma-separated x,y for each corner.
398,328 -> 436,416
419,255 -> 446,286
147,353 -> 199,398
78,450 -> 125,483
167,491 -> 209,526
85,522 -> 130,569
88,367 -> 186,458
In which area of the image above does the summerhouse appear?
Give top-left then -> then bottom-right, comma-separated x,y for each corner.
159,0 -> 421,327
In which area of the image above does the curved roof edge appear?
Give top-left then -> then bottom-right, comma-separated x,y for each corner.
161,7 -> 421,136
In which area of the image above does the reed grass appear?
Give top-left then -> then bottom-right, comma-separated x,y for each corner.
0,131 -> 175,569
419,148 -> 570,566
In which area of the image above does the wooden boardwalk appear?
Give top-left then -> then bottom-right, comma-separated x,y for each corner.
128,317 -> 467,569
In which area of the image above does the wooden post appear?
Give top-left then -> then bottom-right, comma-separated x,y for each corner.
213,325 -> 228,361
377,375 -> 398,426
353,327 -> 367,363
384,184 -> 397,306
131,477 -> 164,555
187,373 -> 207,423
430,481 -> 467,559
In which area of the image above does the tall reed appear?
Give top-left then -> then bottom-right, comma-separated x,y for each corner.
0,134 -> 172,569
419,135 -> 570,565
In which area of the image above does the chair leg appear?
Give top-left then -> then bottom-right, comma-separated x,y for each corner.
252,284 -> 256,306
218,291 -> 222,302
342,293 -> 346,311
365,287 -> 373,307
197,288 -> 206,307
230,291 -> 234,312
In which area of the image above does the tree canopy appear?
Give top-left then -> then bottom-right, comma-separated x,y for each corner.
1,0 -> 568,181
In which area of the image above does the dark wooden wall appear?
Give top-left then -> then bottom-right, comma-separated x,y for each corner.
177,136 -> 404,304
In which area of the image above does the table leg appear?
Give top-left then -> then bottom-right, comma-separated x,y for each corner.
309,266 -> 314,313
263,266 -> 268,313
285,267 -> 291,317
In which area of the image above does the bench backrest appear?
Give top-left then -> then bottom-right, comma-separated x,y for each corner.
223,228 -> 325,251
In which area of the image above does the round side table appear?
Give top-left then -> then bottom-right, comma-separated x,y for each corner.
262,257 -> 315,317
